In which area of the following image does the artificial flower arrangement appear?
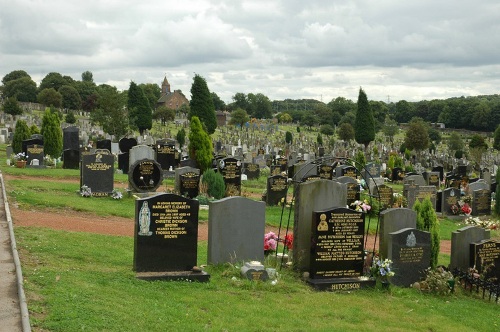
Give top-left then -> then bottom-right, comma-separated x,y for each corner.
370,256 -> 395,283
111,189 -> 123,200
464,216 -> 499,230
264,231 -> 293,255
350,199 -> 371,213
80,185 -> 92,197
13,152 -> 27,161
451,194 -> 473,215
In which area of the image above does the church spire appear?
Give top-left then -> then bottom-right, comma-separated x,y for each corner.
162,76 -> 171,94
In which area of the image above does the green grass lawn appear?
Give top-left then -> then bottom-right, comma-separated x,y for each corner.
2,143 -> 500,330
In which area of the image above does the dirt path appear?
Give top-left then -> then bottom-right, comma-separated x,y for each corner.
5,174 -> 452,254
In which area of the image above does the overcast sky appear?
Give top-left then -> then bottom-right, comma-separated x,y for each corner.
1,0 -> 499,104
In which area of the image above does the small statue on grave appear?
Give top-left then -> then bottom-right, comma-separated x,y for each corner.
138,201 -> 152,236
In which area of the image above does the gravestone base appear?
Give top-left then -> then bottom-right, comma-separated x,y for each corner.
26,165 -> 47,169
136,270 -> 210,282
307,277 -> 375,291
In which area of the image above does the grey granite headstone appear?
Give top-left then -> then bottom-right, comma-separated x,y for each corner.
404,174 -> 426,186
129,145 -> 155,168
374,184 -> 394,210
335,176 -> 360,207
450,226 -> 490,271
208,197 -> 265,264
472,188 -> 491,216
468,180 -> 489,195
388,228 -> 431,287
293,180 -> 347,271
379,208 -> 417,259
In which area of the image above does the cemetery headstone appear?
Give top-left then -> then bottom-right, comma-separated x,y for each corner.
318,164 -> 334,180
128,159 -> 163,193
293,180 -> 347,271
336,176 -> 360,207
391,167 -> 405,182
308,207 -> 366,289
207,197 -> 265,264
26,144 -> 44,166
472,189 -> 491,216
156,143 -> 177,171
379,208 -> 417,259
179,171 -> 200,199
62,149 -> 80,169
442,187 -> 460,216
244,163 -> 260,180
96,139 -> 111,152
374,184 -> 394,210
470,239 -> 500,283
218,157 -> 242,197
266,175 -> 288,206
63,126 -> 79,151
450,226 -> 490,272
80,152 -> 114,196
387,228 -> 431,287
133,193 -> 209,281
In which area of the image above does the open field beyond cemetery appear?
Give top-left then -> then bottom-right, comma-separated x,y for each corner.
1,146 -> 500,331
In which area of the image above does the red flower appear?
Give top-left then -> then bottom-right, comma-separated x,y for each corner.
283,234 -> 293,250
461,203 -> 471,215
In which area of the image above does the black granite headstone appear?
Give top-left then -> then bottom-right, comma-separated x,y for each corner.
375,184 -> 394,210
96,139 -> 112,152
218,157 -> 242,197
26,144 -> 44,166
80,152 -> 114,196
392,167 -> 405,182
310,207 -> 365,279
156,143 -> 177,171
119,137 -> 137,153
179,172 -> 200,199
266,175 -> 288,206
318,164 -> 334,180
442,187 -> 460,215
62,149 -> 80,169
22,137 -> 43,156
63,126 -> 79,151
472,189 -> 491,216
129,159 -> 163,193
244,163 -> 260,180
470,239 -> 500,283
133,193 -> 208,281
388,228 -> 431,287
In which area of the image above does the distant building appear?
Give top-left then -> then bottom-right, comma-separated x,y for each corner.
156,76 -> 189,110
216,111 -> 227,126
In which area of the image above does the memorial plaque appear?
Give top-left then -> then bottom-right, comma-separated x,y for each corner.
218,157 -> 242,196
26,144 -> 44,166
375,184 -> 394,210
128,159 -> 163,193
310,207 -> 365,279
388,228 -> 431,287
179,172 -> 200,199
22,137 -> 43,156
472,189 -> 491,216
133,193 -> 200,272
266,175 -> 288,206
156,143 -> 177,171
442,188 -> 460,215
318,164 -> 334,180
428,172 -> 440,188
244,163 -> 260,180
471,239 -> 500,282
80,152 -> 114,196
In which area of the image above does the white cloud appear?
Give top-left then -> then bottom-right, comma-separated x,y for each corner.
1,0 -> 500,104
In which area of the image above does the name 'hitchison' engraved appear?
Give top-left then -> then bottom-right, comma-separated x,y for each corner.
330,283 -> 360,290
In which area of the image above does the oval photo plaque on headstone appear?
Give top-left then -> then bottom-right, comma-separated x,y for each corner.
129,159 -> 163,192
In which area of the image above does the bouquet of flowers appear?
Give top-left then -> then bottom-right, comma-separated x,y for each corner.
80,185 -> 92,197
370,256 -> 395,282
350,199 -> 371,213
264,232 -> 278,254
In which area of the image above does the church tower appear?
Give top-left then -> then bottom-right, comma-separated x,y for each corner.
161,76 -> 171,94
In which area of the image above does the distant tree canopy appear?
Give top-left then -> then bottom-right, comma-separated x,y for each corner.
91,85 -> 129,139
2,97 -> 23,117
229,108 -> 249,129
37,88 -> 62,108
153,106 -> 175,125
189,74 -> 217,135
2,76 -> 37,102
404,117 -> 429,153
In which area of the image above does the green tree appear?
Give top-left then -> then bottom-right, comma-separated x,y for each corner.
494,125 -> 500,151
59,85 -> 82,110
153,106 -> 175,126
354,150 -> 366,171
428,127 -> 441,145
278,112 -> 293,123
468,134 -> 488,170
139,83 -> 161,111
201,168 -> 225,199
65,111 -> 77,124
211,92 -> 226,111
327,96 -> 356,116
91,85 -> 129,139
249,93 -> 272,119
37,88 -> 62,108
448,132 -> 464,153
229,108 -> 249,129
2,70 -> 30,85
414,197 -> 440,269
2,97 -> 23,118
30,125 -> 40,135
231,92 -> 249,111
176,128 -> 186,150
12,120 -> 31,153
301,111 -> 318,129
404,117 -> 429,157
81,71 -> 94,83
337,122 -> 355,141
188,116 -> 213,172
285,131 -> 293,144
128,81 -> 152,135
189,74 -> 217,134
38,72 -> 70,92
354,88 -> 375,150
317,133 -> 323,146
41,109 -> 63,158
320,124 -> 335,136
3,76 -> 37,102
382,116 -> 399,147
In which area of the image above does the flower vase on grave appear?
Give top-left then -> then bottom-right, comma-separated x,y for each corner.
16,160 -> 27,168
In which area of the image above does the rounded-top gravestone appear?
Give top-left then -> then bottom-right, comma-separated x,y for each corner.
128,158 -> 163,192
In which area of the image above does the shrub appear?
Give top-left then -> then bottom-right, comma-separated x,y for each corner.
201,168 -> 225,199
